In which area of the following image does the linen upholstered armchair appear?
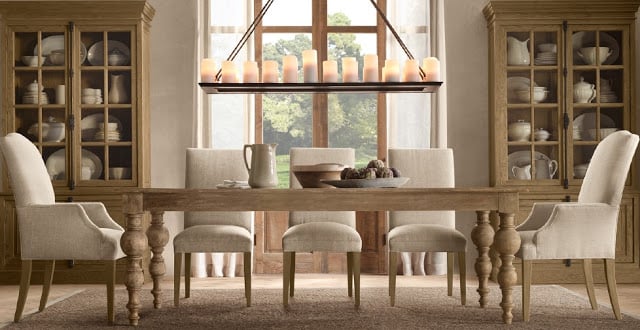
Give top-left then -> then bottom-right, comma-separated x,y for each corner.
516,130 -> 639,321
0,132 -> 125,324
387,148 -> 467,306
173,148 -> 253,307
282,148 -> 361,307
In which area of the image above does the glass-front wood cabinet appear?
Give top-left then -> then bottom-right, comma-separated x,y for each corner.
0,1 -> 154,284
484,0 -> 640,283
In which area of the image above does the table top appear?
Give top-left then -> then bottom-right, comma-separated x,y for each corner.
123,187 -> 520,213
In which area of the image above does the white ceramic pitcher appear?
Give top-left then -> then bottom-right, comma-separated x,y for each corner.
511,164 -> 531,180
243,143 -> 278,188
535,158 -> 558,179
507,36 -> 530,66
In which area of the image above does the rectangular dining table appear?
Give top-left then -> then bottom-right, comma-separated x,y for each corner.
121,187 -> 521,325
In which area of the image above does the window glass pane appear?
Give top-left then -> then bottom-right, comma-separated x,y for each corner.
388,94 -> 430,148
389,0 -> 428,27
329,94 -> 377,167
327,0 -> 376,26
210,34 -> 247,62
262,0 -> 311,26
211,95 -> 246,148
210,0 -> 247,26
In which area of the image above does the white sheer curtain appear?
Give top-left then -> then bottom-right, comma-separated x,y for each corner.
387,0 -> 448,276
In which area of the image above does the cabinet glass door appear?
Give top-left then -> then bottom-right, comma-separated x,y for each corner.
505,28 -> 562,184
77,28 -> 135,184
11,29 -> 69,185
568,26 -> 628,182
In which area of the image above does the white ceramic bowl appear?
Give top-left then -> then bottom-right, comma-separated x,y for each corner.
21,55 -> 45,67
538,43 -> 557,53
48,50 -> 65,65
515,89 -> 548,103
574,163 -> 589,179
578,47 -> 611,65
109,167 -> 131,180
44,122 -> 65,142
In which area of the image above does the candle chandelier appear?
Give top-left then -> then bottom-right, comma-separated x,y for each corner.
199,0 -> 442,94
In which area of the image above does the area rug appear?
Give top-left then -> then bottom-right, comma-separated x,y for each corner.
4,285 -> 639,329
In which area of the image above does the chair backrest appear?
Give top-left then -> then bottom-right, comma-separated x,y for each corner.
0,133 -> 55,207
185,148 -> 252,231
578,130 -> 639,206
289,147 -> 355,227
388,148 -> 455,229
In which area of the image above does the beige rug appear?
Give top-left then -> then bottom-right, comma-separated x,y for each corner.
4,285 -> 639,329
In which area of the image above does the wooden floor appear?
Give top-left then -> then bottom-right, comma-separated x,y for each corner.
1,274 -> 639,327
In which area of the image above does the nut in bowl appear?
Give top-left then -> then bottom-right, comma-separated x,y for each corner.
292,163 -> 346,188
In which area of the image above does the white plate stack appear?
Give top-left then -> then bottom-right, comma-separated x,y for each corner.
22,91 -> 49,104
94,122 -> 121,141
534,52 -> 557,65
599,81 -> 618,103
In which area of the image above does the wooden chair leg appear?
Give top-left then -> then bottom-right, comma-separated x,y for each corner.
389,251 -> 397,306
289,252 -> 295,297
447,252 -> 454,296
39,260 -> 55,312
14,260 -> 32,322
522,260 -> 532,322
604,258 -> 622,320
244,252 -> 252,307
174,253 -> 182,307
347,252 -> 353,297
583,259 -> 597,310
353,252 -> 360,308
458,252 -> 466,306
184,253 -> 191,298
283,251 -> 291,307
106,260 -> 116,324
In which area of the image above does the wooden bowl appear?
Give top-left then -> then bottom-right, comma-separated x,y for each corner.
292,163 -> 346,188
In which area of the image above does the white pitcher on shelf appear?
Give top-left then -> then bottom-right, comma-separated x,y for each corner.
511,164 -> 531,180
507,36 -> 530,66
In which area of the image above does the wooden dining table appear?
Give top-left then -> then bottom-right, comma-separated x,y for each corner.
121,187 -> 521,326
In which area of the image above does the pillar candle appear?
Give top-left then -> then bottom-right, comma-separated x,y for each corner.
200,58 -> 217,83
242,61 -> 259,83
403,59 -> 421,82
342,57 -> 358,82
422,57 -> 441,81
384,59 -> 400,82
302,49 -> 318,83
262,60 -> 279,83
363,54 -> 379,82
221,61 -> 238,83
322,60 -> 338,82
282,55 -> 298,83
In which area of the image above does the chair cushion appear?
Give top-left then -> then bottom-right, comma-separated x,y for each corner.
388,224 -> 467,252
173,225 -> 252,253
282,222 -> 362,252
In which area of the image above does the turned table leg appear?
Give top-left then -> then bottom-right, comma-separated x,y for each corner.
122,193 -> 146,326
494,212 -> 520,324
147,211 -> 170,308
471,210 -> 494,308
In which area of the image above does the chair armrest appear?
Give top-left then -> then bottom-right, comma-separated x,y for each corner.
77,202 -> 123,230
533,203 -> 619,259
16,203 -> 109,259
516,202 -> 561,231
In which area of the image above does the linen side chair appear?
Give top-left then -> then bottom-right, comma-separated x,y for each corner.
516,130 -> 639,321
282,147 -> 362,307
173,148 -> 253,306
387,148 -> 467,306
0,133 -> 125,324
